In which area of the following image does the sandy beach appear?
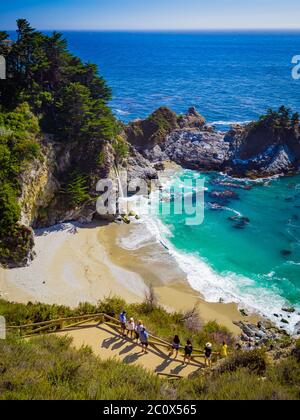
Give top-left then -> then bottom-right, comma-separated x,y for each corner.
0,219 -> 259,335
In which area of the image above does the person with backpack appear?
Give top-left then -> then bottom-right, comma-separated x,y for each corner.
139,327 -> 149,354
135,320 -> 144,342
119,311 -> 127,336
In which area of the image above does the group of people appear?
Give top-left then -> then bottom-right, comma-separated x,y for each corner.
119,311 -> 228,367
168,335 -> 228,367
119,311 -> 150,353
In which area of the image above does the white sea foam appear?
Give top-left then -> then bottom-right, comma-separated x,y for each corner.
209,120 -> 251,127
118,169 -> 300,334
131,202 -> 300,335
114,108 -> 130,116
222,207 -> 243,217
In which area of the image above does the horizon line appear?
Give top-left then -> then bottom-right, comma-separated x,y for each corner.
5,27 -> 300,32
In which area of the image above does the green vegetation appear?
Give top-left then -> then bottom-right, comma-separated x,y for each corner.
112,135 -> 129,163
0,103 -> 40,264
0,298 -> 299,400
126,106 -> 179,147
0,20 -> 116,142
0,335 -> 163,400
251,106 -> 300,132
0,19 -> 119,266
0,103 -> 40,234
66,171 -> 91,206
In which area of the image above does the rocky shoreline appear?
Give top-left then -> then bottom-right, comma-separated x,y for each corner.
126,106 -> 300,179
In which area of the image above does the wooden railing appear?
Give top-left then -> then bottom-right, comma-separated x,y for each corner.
7,312 -> 218,357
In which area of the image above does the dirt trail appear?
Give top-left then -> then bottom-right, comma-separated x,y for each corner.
54,322 -> 205,378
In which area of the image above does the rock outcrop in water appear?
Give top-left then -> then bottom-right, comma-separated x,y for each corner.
126,106 -> 300,178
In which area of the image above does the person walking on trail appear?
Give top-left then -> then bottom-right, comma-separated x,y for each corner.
204,342 -> 213,368
169,335 -> 181,359
126,317 -> 136,339
220,341 -> 228,359
183,340 -> 193,366
139,327 -> 149,354
135,320 -> 144,343
119,311 -> 127,336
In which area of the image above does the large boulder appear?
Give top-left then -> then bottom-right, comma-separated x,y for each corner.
125,107 -> 179,150
162,129 -> 229,171
178,106 -> 206,129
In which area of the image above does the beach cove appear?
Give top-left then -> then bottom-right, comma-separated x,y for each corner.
0,219 -> 259,336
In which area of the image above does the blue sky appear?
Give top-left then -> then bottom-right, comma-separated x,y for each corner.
1,0 -> 300,30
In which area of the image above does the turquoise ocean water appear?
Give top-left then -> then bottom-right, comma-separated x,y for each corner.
155,170 -> 300,332
34,31 -> 300,329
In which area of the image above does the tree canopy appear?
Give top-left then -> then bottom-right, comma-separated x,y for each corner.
0,19 -> 116,142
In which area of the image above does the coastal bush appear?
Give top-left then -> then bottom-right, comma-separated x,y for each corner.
293,339 -> 300,362
0,335 -> 164,400
251,106 -> 300,132
197,369 -> 291,401
217,349 -> 267,375
0,103 -> 41,265
0,334 -> 298,400
1,299 -> 300,400
66,171 -> 91,206
269,357 -> 300,394
112,135 -> 129,163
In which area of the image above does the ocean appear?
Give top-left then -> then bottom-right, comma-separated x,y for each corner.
54,31 -> 300,330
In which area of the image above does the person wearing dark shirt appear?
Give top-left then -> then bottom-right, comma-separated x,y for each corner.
169,335 -> 181,359
183,340 -> 193,366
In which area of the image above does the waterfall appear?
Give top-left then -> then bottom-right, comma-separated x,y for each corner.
114,165 -> 126,215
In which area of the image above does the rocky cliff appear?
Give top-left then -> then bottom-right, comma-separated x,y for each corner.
126,106 -> 300,178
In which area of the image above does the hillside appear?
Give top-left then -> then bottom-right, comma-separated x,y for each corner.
0,298 -> 300,400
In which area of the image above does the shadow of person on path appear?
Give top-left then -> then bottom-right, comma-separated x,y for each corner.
123,352 -> 144,364
119,343 -> 137,355
112,339 -> 127,351
101,336 -> 120,349
155,357 -> 172,373
150,343 -> 168,357
171,364 -> 187,375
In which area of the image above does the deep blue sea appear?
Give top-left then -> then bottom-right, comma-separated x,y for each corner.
61,31 -> 300,129
14,30 -> 300,330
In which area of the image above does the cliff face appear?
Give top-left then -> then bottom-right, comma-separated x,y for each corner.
19,139 -> 59,227
226,123 -> 300,177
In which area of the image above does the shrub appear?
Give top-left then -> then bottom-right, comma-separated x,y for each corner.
292,339 -> 300,362
113,135 -> 129,163
198,369 -> 291,401
66,171 -> 91,206
217,349 -> 267,375
0,335 -> 165,400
